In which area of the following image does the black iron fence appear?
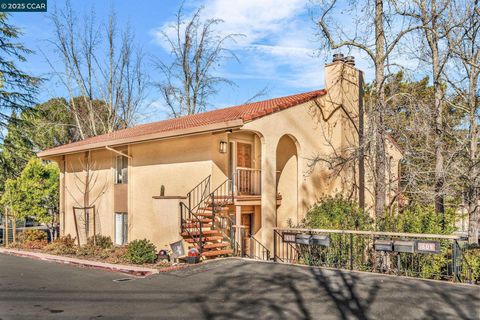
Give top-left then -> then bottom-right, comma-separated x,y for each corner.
233,226 -> 271,261
273,228 -> 476,284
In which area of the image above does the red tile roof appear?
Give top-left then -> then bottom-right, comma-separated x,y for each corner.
38,89 -> 326,157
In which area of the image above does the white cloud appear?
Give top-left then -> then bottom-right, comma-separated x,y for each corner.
151,0 -> 332,91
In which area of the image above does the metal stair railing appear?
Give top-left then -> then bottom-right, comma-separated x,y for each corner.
180,202 -> 203,255
210,178 -> 234,230
186,175 -> 211,212
180,175 -> 212,256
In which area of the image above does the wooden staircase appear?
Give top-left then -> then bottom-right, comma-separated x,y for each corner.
180,176 -> 236,259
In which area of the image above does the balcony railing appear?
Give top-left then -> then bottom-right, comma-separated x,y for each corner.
234,168 -> 261,196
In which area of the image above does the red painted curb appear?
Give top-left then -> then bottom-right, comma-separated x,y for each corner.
0,249 -> 158,276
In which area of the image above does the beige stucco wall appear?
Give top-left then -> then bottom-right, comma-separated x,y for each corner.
58,132 -> 230,248
62,150 -> 114,244
242,63 -> 401,247
54,61 -> 402,252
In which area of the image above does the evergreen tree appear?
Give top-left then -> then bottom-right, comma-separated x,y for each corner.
0,13 -> 39,126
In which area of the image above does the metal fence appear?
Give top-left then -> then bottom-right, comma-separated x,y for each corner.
273,228 -> 476,284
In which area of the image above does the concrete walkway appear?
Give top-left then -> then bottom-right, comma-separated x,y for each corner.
0,247 -> 159,276
0,253 -> 479,319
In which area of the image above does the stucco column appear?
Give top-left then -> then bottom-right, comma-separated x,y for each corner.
261,137 -> 278,252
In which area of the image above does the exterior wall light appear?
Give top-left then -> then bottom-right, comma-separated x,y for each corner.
219,141 -> 228,153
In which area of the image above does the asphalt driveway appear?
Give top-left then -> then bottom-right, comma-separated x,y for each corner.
0,254 -> 478,319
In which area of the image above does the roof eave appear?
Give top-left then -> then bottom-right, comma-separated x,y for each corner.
37,119 -> 244,159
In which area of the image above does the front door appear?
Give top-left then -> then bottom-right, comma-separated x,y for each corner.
241,213 -> 252,256
236,143 -> 252,194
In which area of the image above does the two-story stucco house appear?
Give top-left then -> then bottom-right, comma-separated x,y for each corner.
38,56 -> 402,259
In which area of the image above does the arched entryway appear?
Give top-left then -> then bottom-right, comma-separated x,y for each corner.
276,134 -> 299,227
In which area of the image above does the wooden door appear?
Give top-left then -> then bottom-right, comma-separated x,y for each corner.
241,214 -> 252,256
237,143 -> 252,194
236,143 -> 252,168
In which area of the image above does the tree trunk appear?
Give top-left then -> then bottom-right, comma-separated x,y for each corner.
374,0 -> 387,220
467,72 -> 479,244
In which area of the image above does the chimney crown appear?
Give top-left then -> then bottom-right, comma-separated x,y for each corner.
332,53 -> 345,63
345,56 -> 355,66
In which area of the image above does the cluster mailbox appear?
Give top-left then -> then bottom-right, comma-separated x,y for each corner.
293,234 -> 330,247
295,234 -> 311,245
311,235 -> 330,247
374,238 -> 440,254
374,239 -> 393,252
393,240 -> 415,253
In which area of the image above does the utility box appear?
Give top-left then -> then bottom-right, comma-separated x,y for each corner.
311,235 -> 330,247
295,234 -> 311,245
394,240 -> 415,253
374,239 -> 393,252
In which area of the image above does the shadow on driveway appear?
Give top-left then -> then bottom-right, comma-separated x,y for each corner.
183,259 -> 480,320
0,255 -> 479,319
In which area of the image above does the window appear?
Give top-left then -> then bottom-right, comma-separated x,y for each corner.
115,155 -> 128,184
115,212 -> 128,245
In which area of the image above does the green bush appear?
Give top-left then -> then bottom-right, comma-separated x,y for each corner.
464,247 -> 480,284
379,204 -> 457,234
44,235 -> 77,255
87,234 -> 113,249
20,229 -> 47,242
124,239 -> 157,264
303,195 -> 373,230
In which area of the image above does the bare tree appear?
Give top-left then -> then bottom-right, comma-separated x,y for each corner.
45,2 -> 147,140
313,0 -> 421,219
446,0 -> 480,243
65,152 -> 108,244
154,4 -> 241,117
397,0 -> 457,221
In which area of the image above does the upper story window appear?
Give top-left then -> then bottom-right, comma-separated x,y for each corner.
115,155 -> 128,184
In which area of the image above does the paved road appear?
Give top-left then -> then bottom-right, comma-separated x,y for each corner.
0,254 -> 479,320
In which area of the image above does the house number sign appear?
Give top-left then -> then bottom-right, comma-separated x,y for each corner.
283,233 -> 297,243
415,241 -> 440,254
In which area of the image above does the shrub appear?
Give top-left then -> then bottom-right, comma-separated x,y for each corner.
20,229 -> 47,242
87,234 -> 113,249
464,247 -> 480,284
105,247 -> 127,264
303,195 -> 373,230
44,235 -> 77,255
23,240 -> 48,249
379,204 -> 457,234
76,244 -> 101,257
124,239 -> 157,264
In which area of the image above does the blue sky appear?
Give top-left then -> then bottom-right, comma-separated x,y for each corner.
9,0 -> 374,123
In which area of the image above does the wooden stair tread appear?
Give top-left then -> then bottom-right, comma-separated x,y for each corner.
201,249 -> 233,257
184,236 -> 223,243
181,229 -> 220,237
184,218 -> 212,223
183,223 -> 212,228
195,213 -> 214,217
195,242 -> 230,250
198,206 -> 230,212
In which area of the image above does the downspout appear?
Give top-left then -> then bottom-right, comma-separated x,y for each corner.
358,70 -> 366,213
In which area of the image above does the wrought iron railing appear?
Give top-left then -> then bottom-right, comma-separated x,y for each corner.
247,234 -> 271,260
456,241 -> 476,284
186,175 -> 211,212
273,228 -> 475,283
210,178 -> 234,229
179,202 -> 203,254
